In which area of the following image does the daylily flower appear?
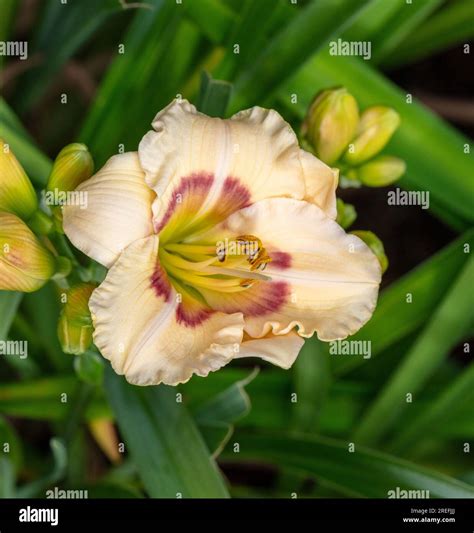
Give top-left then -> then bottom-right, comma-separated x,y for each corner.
63,99 -> 381,386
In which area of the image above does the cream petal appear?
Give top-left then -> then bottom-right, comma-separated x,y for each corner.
236,332 -> 305,369
89,235 -> 245,386
199,198 -> 381,341
299,149 -> 338,219
63,152 -> 155,268
138,98 -> 306,231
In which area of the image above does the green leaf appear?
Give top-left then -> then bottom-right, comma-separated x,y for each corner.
74,350 -> 105,386
104,367 -> 229,498
231,432 -> 474,498
0,458 -> 15,498
194,368 -> 258,456
183,0 -> 234,44
23,284 -> 69,371
230,0 -> 371,111
0,99 -> 52,186
15,0 -> 123,113
0,291 -> 22,340
368,0 -> 444,64
280,53 -> 474,227
17,438 -> 67,498
389,363 -> 474,454
384,0 -> 474,68
0,0 -> 18,43
80,1 -> 200,165
291,339 -> 331,432
0,376 -> 108,421
0,415 -> 23,473
354,255 -> 474,445
197,71 -> 233,117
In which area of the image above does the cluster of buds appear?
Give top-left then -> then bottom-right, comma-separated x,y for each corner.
301,87 -> 405,188
301,88 -> 395,273
1,138 -> 96,353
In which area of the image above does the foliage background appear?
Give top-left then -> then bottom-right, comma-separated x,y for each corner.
0,0 -> 473,498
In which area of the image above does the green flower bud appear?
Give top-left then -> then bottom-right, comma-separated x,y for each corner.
57,283 -> 96,355
301,87 -> 359,165
344,106 -> 400,165
47,143 -> 94,193
336,198 -> 357,229
0,139 -> 38,220
0,212 -> 57,292
356,155 -> 406,187
351,230 -> 388,274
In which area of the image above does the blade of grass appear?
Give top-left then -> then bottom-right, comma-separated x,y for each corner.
80,1 -> 200,165
15,0 -> 124,113
353,255 -> 474,446
230,0 -> 371,112
197,71 -> 232,117
383,0 -> 474,68
230,431 -> 474,498
104,367 -> 229,498
0,0 -> 18,43
291,338 -> 331,433
194,368 -> 257,457
389,363 -> 474,454
0,291 -> 22,340
0,99 -> 52,186
183,0 -> 234,44
368,0 -> 444,65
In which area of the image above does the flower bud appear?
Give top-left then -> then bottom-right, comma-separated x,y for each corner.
355,155 -> 406,187
301,87 -> 359,165
336,198 -> 357,229
0,139 -> 38,220
57,283 -> 96,355
344,106 -> 400,165
351,230 -> 388,273
0,212 -> 56,292
47,143 -> 94,193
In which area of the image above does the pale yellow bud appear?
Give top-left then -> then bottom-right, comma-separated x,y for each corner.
344,106 -> 400,165
47,143 -> 94,193
0,212 -> 56,292
0,139 -> 38,220
356,155 -> 406,187
302,88 -> 359,165
57,283 -> 96,355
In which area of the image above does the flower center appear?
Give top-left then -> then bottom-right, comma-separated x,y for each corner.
158,234 -> 272,296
